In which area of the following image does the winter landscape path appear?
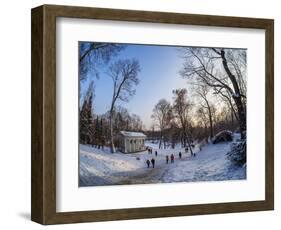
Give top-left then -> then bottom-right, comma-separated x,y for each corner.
79,141 -> 246,186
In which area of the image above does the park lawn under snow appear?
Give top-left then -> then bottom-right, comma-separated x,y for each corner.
79,140 -> 246,186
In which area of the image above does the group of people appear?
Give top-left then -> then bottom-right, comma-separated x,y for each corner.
145,151 -> 184,168
165,152 -> 182,164
147,148 -> 158,157
146,158 -> 155,168
185,146 -> 197,157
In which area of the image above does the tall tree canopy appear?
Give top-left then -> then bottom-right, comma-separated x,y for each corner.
180,48 -> 247,139
151,99 -> 173,149
172,89 -> 194,153
108,59 -> 141,152
79,42 -> 125,82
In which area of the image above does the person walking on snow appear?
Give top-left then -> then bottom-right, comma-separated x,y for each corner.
166,155 -> 169,164
171,154 -> 174,163
151,158 -> 155,168
155,151 -> 158,157
179,152 -> 182,159
146,159 -> 150,168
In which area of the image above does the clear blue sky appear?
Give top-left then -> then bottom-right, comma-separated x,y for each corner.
80,43 -> 188,129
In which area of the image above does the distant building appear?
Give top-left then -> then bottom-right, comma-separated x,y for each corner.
117,131 -> 146,153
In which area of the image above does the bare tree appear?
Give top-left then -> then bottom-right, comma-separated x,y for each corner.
172,89 -> 194,154
130,114 -> 144,131
213,87 -> 238,125
226,50 -> 247,99
151,99 -> 173,149
195,85 -> 214,139
196,107 -> 209,138
108,59 -> 141,153
79,42 -> 125,82
180,48 -> 247,139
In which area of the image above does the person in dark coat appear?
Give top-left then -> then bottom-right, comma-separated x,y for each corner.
151,158 -> 155,168
179,152 -> 182,159
171,154 -> 174,163
146,159 -> 150,168
155,151 -> 158,157
166,155 -> 169,164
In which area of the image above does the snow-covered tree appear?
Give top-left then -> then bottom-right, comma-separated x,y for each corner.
227,139 -> 246,166
79,82 -> 95,144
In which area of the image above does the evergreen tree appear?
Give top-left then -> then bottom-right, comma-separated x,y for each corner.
79,82 -> 94,144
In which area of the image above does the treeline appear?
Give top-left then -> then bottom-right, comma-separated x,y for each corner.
148,48 -> 246,149
79,44 -> 246,153
79,42 -> 141,152
179,48 -> 247,139
79,84 -> 144,147
148,87 -> 239,151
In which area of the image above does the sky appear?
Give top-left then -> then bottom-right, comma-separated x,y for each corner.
80,43 -> 189,130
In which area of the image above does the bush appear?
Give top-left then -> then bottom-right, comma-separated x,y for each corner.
227,139 -> 246,166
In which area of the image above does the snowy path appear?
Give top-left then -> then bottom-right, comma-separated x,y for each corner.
117,163 -> 169,185
162,143 -> 245,183
79,142 -> 246,186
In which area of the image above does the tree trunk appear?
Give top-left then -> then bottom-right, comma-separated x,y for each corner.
187,137 -> 194,156
204,124 -> 208,141
109,111 -> 115,153
185,130 -> 194,156
231,108 -> 234,127
181,135 -> 184,147
202,100 -> 213,139
183,133 -> 187,147
182,123 -> 187,147
233,97 -> 246,139
159,130 -> 163,149
221,50 -> 246,139
206,105 -> 214,138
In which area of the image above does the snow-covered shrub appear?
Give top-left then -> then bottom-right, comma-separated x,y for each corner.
227,139 -> 246,166
212,130 -> 233,144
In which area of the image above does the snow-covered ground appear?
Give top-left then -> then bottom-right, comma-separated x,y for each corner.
79,140 -> 246,186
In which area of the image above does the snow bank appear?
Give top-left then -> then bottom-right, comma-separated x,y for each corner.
162,143 -> 245,183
